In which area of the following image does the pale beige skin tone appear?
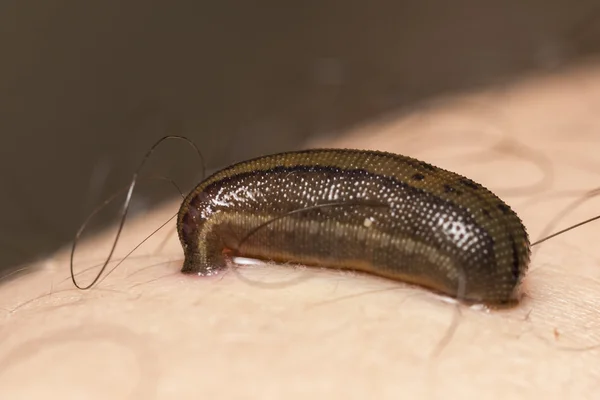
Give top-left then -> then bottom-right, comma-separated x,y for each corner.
2,64 -> 600,399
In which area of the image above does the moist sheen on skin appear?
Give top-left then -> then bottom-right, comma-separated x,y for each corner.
176,149 -> 531,306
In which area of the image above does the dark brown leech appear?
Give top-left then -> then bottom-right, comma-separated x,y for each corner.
177,149 -> 531,306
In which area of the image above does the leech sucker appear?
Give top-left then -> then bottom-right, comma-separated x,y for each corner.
176,149 -> 530,306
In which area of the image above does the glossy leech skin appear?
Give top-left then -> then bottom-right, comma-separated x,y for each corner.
176,149 -> 531,306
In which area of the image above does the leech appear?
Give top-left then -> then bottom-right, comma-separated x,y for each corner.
177,148 -> 530,306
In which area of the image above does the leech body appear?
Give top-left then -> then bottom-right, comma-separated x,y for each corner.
177,149 -> 530,306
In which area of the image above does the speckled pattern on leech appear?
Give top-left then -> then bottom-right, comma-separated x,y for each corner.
177,149 -> 530,306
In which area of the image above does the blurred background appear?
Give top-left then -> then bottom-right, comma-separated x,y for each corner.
2,0 -> 600,276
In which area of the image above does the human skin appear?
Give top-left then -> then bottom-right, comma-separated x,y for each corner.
2,64 -> 600,399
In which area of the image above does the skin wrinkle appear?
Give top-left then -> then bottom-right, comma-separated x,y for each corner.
3,65 -> 600,398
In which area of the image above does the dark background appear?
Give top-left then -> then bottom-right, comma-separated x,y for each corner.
2,1 -> 600,276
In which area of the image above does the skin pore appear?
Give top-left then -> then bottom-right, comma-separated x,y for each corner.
2,64 -> 600,399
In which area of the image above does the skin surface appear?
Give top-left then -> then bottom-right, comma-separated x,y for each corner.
2,63 -> 600,399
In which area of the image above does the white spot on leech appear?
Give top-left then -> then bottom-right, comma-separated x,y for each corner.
244,189 -> 257,201
363,217 -> 374,228
233,257 -> 266,266
212,199 -> 231,207
438,218 -> 474,247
